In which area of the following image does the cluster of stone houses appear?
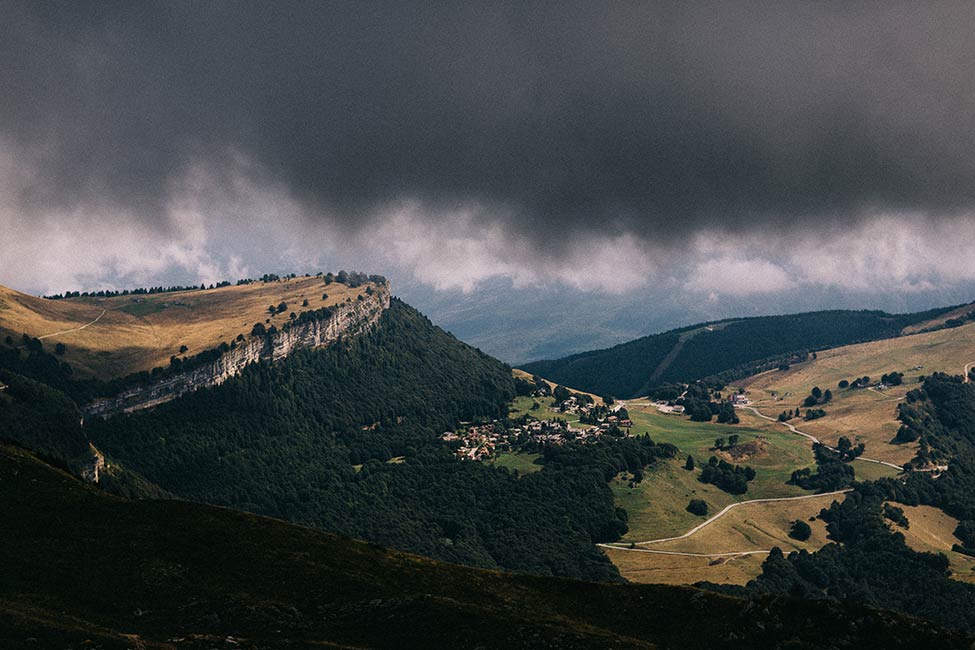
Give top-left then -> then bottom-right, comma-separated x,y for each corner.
554,396 -> 633,425
442,412 -> 632,461
441,423 -> 509,460
653,401 -> 685,414
556,395 -> 586,414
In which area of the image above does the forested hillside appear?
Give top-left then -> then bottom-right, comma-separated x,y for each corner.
0,297 -> 673,582
523,307 -> 956,398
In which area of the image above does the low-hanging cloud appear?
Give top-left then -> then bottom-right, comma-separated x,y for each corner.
5,2 -> 975,298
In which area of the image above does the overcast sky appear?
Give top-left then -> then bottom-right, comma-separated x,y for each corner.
4,2 -> 975,353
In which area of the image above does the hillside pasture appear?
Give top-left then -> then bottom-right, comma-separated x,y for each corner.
605,490 -> 844,585
739,322 -> 975,467
0,277 -> 373,379
622,404 -> 816,500
888,504 -> 975,583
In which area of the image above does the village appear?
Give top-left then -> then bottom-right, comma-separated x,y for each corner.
442,394 -> 634,461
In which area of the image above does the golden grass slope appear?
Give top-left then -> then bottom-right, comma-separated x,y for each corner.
887,504 -> 975,584
739,321 -> 975,467
604,491 -> 844,585
512,367 -> 604,402
0,276 -> 376,379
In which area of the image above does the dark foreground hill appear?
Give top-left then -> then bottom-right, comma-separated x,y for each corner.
1,443 -> 970,650
522,306 -> 960,398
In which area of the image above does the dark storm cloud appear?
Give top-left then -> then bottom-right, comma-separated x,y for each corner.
4,1 -> 975,246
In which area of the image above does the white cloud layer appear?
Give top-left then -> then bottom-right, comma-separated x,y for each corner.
2,140 -> 975,305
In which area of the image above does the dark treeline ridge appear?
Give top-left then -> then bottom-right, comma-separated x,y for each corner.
712,373 -> 975,632
43,283 -> 218,300
41,269 -> 388,299
522,306 -> 958,398
1,299 -> 673,582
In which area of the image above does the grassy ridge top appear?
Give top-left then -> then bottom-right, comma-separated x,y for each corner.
0,276 -> 379,379
2,443 -> 970,649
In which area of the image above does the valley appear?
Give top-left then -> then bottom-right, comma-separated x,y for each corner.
12,8 -> 975,646
509,313 -> 975,587
5,275 -> 975,643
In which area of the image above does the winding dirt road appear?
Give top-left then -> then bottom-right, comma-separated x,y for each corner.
37,309 -> 107,340
601,488 -> 851,556
597,545 -> 770,558
741,405 -> 903,471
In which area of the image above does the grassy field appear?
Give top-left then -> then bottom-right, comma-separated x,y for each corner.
612,460 -> 739,540
606,548 -> 769,586
488,451 -> 542,474
509,394 -> 589,427
625,405 -> 816,498
889,504 -> 975,584
508,394 -> 545,419
738,321 -> 975,466
0,276 -> 377,379
604,491 -> 843,585
603,318 -> 975,586
603,400 -> 835,584
511,382 -> 840,585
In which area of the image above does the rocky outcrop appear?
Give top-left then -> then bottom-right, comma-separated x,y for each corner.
83,286 -> 390,420
80,443 -> 105,482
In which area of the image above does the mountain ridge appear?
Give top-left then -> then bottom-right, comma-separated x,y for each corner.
522,304 -> 968,398
83,284 -> 389,418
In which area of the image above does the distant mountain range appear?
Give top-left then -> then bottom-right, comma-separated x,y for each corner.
521,304 -> 968,398
398,276 -> 975,364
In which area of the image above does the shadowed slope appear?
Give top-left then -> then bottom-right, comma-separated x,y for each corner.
1,443 -> 970,650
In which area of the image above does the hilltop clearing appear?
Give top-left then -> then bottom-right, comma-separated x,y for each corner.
0,274 -> 380,379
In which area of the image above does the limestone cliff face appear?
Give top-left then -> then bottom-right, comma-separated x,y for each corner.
80,443 -> 106,483
84,286 -> 390,419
